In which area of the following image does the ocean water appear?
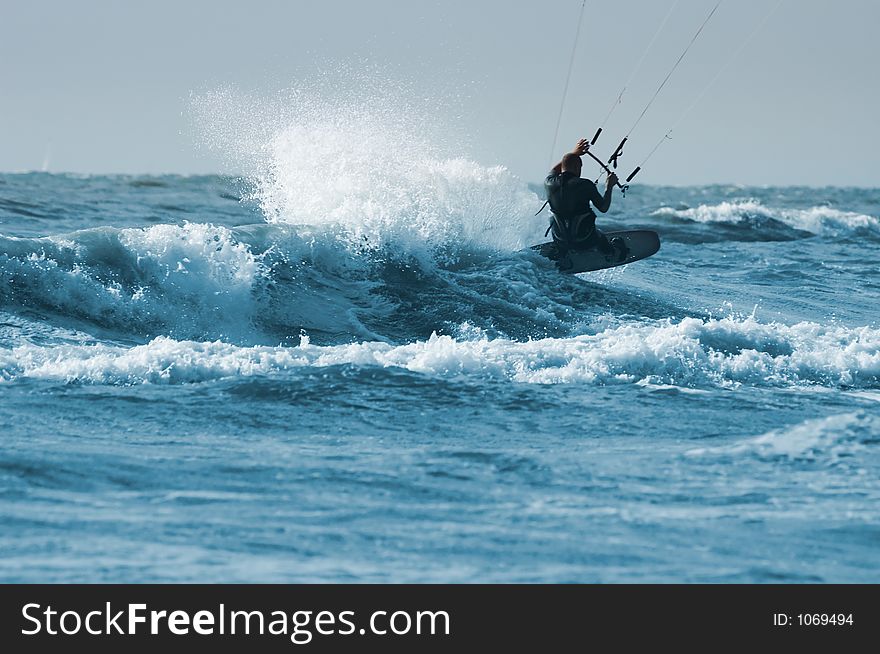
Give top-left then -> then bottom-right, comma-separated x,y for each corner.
1,154 -> 879,582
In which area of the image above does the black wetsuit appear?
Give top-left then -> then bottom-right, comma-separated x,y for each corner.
544,171 -> 614,254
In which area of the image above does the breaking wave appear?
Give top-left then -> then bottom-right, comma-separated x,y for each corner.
686,412 -> 880,465
2,316 -> 877,389
0,223 -> 261,342
652,199 -> 879,240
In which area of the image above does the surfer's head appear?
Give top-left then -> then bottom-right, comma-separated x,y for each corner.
561,153 -> 582,176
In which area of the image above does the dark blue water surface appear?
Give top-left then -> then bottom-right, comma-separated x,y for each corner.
1,172 -> 878,582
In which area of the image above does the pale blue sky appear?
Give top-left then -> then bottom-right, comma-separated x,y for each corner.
1,0 -> 877,185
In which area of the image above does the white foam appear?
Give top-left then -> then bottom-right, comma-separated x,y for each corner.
2,315 -> 878,388
653,200 -> 878,235
848,390 -> 880,403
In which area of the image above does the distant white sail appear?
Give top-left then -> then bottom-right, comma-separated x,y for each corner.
41,142 -> 52,172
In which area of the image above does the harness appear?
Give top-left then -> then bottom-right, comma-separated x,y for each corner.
544,175 -> 597,250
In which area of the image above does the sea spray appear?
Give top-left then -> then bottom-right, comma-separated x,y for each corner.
190,82 -> 541,263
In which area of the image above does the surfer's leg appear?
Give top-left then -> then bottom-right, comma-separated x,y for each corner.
609,237 -> 629,261
591,230 -> 615,255
594,230 -> 629,262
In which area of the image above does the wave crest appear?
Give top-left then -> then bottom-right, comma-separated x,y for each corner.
0,223 -> 259,341
653,199 -> 878,238
686,412 -> 880,464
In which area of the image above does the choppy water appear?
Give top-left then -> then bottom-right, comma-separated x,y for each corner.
1,155 -> 878,581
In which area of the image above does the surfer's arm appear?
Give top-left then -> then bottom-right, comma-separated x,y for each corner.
590,173 -> 618,213
586,181 -> 612,213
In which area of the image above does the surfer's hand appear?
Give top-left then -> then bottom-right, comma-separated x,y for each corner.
606,172 -> 619,189
572,139 -> 589,155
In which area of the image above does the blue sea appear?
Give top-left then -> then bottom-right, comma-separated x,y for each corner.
1,165 -> 878,582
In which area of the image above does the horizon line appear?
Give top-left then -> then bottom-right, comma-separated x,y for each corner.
1,170 -> 877,191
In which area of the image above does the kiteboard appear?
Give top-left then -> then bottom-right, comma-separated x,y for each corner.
531,230 -> 660,274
